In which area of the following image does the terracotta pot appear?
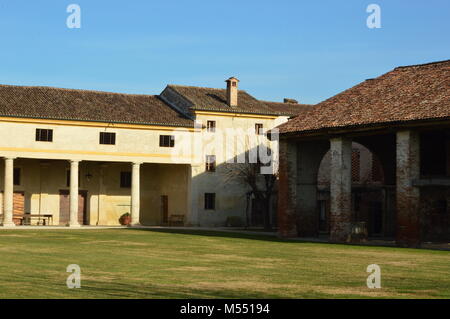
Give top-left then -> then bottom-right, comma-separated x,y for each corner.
120,215 -> 131,226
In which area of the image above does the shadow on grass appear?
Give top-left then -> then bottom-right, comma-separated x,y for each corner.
129,227 -> 320,245
6,271 -> 284,299
127,228 -> 449,251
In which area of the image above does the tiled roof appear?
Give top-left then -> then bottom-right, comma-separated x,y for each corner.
166,85 -> 293,116
0,85 -> 193,127
278,60 -> 450,135
264,101 -> 314,116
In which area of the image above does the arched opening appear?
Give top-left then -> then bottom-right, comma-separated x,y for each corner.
316,142 -> 394,238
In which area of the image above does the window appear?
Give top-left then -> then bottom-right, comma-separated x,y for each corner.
35,129 -> 53,142
13,168 -> 20,186
255,123 -> 263,135
207,121 -> 216,133
120,171 -> 132,188
160,135 -> 175,147
204,193 -> 216,210
205,155 -> 216,172
99,132 -> 116,145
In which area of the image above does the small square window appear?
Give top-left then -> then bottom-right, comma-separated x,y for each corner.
204,193 -> 216,210
35,129 -> 53,142
205,155 -> 216,172
255,123 -> 263,135
207,121 -> 216,133
160,135 -> 175,147
99,132 -> 116,145
120,171 -> 132,188
13,168 -> 20,186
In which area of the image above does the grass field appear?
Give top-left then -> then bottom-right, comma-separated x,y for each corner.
0,228 -> 449,299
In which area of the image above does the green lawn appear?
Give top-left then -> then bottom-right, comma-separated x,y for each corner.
0,229 -> 449,299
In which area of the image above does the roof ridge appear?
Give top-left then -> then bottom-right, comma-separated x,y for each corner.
394,59 -> 450,70
168,84 -> 248,93
0,83 -> 159,98
261,100 -> 314,106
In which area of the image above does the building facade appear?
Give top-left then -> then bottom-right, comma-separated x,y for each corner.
0,77 -> 308,227
277,60 -> 450,247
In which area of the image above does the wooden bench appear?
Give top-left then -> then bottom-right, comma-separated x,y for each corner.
22,214 -> 54,226
13,214 -> 24,225
168,214 -> 185,226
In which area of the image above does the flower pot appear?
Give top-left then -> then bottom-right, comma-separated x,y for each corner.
119,215 -> 131,226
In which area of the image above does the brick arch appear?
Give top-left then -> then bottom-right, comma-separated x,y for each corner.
317,142 -> 387,186
354,134 -> 397,186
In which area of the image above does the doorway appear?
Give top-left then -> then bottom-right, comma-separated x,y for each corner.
13,191 -> 25,225
59,190 -> 87,225
369,201 -> 383,236
161,195 -> 168,225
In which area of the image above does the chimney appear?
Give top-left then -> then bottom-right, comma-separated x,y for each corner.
283,98 -> 298,104
225,77 -> 239,107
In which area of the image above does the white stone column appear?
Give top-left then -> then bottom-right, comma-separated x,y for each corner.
329,137 -> 352,242
69,160 -> 81,227
2,157 -> 16,227
130,162 -> 141,226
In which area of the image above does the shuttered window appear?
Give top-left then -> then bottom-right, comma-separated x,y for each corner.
35,129 -> 53,142
204,193 -> 216,210
99,132 -> 116,145
160,135 -> 175,147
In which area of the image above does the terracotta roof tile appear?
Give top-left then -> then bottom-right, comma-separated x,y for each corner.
264,101 -> 314,116
0,85 -> 193,127
167,85 -> 295,116
278,59 -> 450,135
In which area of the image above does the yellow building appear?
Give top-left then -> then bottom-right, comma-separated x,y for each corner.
0,77 -> 309,227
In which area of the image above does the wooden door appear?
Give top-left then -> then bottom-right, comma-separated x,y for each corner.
59,190 -> 87,225
13,191 -> 25,225
161,195 -> 168,224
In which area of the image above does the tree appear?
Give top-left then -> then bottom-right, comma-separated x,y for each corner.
222,150 -> 277,231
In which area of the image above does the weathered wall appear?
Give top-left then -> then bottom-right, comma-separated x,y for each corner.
396,130 -> 421,247
329,137 -> 352,242
187,112 -> 286,227
277,140 -> 298,237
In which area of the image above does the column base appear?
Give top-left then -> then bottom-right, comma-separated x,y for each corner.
67,223 -> 81,228
1,222 -> 16,228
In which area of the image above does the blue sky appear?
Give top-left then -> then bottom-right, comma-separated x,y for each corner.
0,0 -> 448,104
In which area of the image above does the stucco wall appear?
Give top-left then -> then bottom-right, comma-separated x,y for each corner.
187,113 -> 287,226
0,120 -> 195,164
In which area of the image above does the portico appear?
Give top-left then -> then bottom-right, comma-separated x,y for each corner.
0,157 -> 190,227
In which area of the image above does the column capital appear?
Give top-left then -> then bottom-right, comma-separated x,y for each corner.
70,159 -> 81,164
4,157 -> 16,161
132,161 -> 143,166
